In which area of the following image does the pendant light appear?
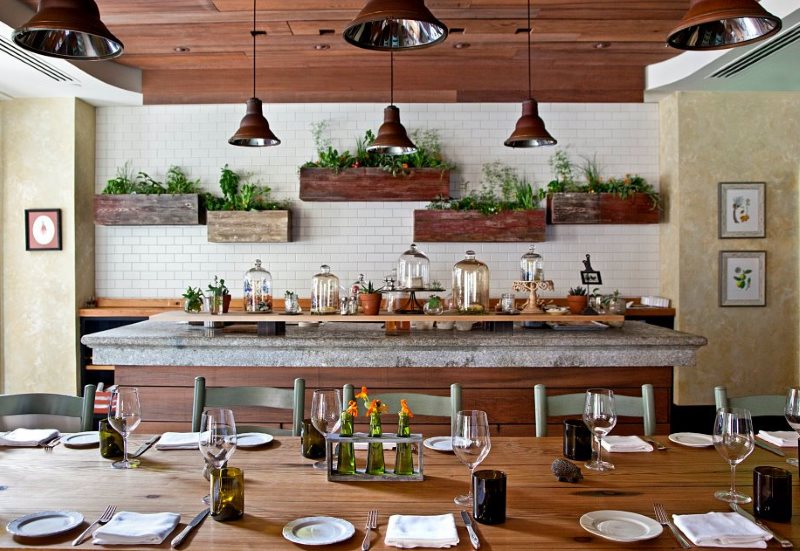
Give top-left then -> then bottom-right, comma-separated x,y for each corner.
667,0 -> 781,50
343,0 -> 447,51
368,51 -> 416,155
229,0 -> 280,147
13,0 -> 123,60
504,0 -> 556,148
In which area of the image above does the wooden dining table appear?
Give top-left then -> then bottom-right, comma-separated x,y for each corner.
0,436 -> 797,549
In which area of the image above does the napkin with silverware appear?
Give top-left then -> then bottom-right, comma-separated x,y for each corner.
600,435 -> 653,452
384,513 -> 459,548
0,428 -> 59,447
672,512 -> 772,548
155,432 -> 200,450
757,430 -> 798,447
92,511 -> 180,545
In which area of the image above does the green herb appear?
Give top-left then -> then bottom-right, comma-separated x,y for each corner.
102,161 -> 140,194
205,165 -> 290,211
102,163 -> 202,195
426,295 -> 442,309
207,276 -> 229,296
165,166 -> 201,194
182,286 -> 204,312
568,286 -> 587,296
360,281 -> 383,294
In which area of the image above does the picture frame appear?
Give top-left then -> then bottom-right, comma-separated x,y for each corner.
25,208 -> 62,251
580,271 -> 602,285
719,251 -> 766,307
718,182 -> 765,238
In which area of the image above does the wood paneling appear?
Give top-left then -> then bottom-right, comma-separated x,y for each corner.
299,168 -> 450,202
93,194 -> 205,226
547,193 -> 660,224
414,209 -> 547,242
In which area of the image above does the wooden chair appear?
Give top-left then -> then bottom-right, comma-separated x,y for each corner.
534,384 -> 656,437
342,384 -> 462,431
0,385 -> 96,432
192,377 -> 304,436
714,386 -> 786,417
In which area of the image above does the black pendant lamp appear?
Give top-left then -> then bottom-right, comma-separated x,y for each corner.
343,0 -> 447,51
368,51 -> 416,155
229,0 -> 280,147
13,0 -> 123,60
667,0 -> 781,50
505,0 -> 556,148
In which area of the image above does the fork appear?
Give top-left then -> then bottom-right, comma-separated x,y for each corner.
653,503 -> 692,548
43,437 -> 61,452
361,510 -> 378,551
645,437 -> 668,451
72,505 -> 116,546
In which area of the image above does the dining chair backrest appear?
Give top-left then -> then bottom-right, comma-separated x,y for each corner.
342,383 -> 462,430
192,377 -> 304,436
534,384 -> 656,437
0,385 -> 96,432
713,386 -> 786,417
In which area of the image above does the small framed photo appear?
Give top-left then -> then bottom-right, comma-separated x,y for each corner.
25,209 -> 62,251
719,182 -> 765,238
719,251 -> 765,307
580,271 -> 602,285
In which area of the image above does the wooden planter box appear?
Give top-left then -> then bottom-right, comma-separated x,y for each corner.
413,209 -> 546,242
207,210 -> 292,243
299,167 -> 450,201
94,194 -> 205,225
547,193 -> 660,224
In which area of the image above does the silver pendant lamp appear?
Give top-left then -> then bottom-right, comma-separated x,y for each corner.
667,0 -> 781,50
13,0 -> 123,60
504,0 -> 556,148
229,0 -> 280,147
368,51 -> 416,155
343,0 -> 447,51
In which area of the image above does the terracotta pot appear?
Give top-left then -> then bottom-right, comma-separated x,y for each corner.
223,294 -> 232,313
566,295 -> 587,314
359,293 -> 382,315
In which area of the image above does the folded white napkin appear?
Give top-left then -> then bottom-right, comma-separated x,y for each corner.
758,430 -> 799,447
92,511 -> 180,545
384,514 -> 459,548
601,435 -> 653,452
155,432 -> 200,450
673,512 -> 771,548
0,428 -> 59,447
354,442 -> 397,451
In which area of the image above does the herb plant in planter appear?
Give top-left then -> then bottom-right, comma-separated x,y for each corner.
207,276 -> 231,314
359,281 -> 383,315
182,286 -> 204,313
566,286 -> 588,314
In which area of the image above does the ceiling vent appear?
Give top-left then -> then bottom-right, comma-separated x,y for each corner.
0,33 -> 77,83
709,22 -> 800,78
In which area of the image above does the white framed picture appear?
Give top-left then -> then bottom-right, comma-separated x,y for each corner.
718,182 -> 765,238
719,251 -> 766,307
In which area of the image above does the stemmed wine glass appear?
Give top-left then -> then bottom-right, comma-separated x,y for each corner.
452,410 -> 492,506
783,387 -> 800,467
199,408 -> 237,472
311,389 -> 342,470
108,387 -> 142,469
713,407 -> 755,503
583,388 -> 617,472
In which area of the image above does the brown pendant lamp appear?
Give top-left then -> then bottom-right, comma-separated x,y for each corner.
505,0 -> 556,148
368,51 -> 416,155
667,0 -> 781,50
229,0 -> 280,147
343,0 -> 447,51
13,0 -> 123,60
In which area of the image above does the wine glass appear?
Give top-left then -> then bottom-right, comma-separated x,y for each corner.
582,388 -> 617,472
199,408 -> 237,472
783,388 -> 800,467
107,387 -> 142,469
311,389 -> 342,470
713,407 -> 755,503
452,410 -> 492,506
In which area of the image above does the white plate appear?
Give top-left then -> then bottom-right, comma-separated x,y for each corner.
579,510 -> 663,542
282,516 -> 355,545
237,433 -> 274,448
63,431 -> 99,448
668,432 -> 714,447
423,436 -> 453,453
6,511 -> 83,538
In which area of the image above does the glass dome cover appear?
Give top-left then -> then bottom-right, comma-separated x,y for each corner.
311,264 -> 340,315
397,243 -> 430,289
452,250 -> 490,313
243,259 -> 272,312
520,244 -> 544,282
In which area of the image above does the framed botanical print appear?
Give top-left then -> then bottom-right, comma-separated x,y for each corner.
25,209 -> 62,251
719,251 -> 766,307
718,182 -> 765,238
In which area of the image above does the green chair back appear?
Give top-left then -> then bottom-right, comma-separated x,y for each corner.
0,385 -> 96,432
534,384 -> 655,437
342,383 -> 462,430
192,377 -> 304,436
714,386 -> 786,417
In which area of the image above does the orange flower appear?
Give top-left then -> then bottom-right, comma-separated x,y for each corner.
345,400 -> 358,417
367,399 -> 388,416
355,386 -> 369,400
400,399 -> 414,417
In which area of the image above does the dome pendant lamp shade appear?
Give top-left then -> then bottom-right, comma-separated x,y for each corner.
667,0 -> 781,50
343,0 -> 447,50
229,98 -> 280,147
13,0 -> 123,60
505,99 -> 556,148
368,105 -> 416,155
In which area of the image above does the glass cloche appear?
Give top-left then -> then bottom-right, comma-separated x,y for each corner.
520,245 -> 544,281
397,243 -> 430,289
243,259 -> 272,312
311,265 -> 340,315
452,250 -> 490,313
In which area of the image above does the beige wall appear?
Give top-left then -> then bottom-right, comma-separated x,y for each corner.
0,98 -> 95,395
660,92 -> 800,405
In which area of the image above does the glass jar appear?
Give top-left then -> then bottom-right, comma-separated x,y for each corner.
452,250 -> 490,313
243,259 -> 272,312
397,243 -> 430,289
520,245 -> 544,282
311,265 -> 340,315
350,274 -> 366,298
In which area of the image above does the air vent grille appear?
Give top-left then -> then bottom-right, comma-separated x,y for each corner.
0,34 -> 76,83
709,23 -> 800,79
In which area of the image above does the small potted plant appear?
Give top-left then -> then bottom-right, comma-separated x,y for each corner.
207,276 -> 231,314
567,286 -> 588,314
359,281 -> 383,315
284,290 -> 301,314
423,295 -> 443,315
182,286 -> 204,313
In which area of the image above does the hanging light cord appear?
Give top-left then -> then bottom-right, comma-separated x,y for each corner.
527,0 -> 532,99
252,0 -> 257,98
390,50 -> 394,106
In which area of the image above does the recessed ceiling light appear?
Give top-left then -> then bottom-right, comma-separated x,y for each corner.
454,42 -> 470,49
314,44 -> 331,50
593,42 -> 610,49
174,46 -> 190,53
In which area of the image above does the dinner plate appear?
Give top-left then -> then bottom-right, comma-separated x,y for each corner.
237,433 -> 274,448
668,432 -> 714,447
6,511 -> 83,538
282,516 -> 355,545
579,510 -> 662,542
423,436 -> 453,453
63,431 -> 99,448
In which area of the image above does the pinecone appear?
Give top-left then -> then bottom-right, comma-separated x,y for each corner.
551,458 -> 583,483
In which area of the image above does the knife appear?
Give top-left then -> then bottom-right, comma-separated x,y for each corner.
131,435 -> 161,458
171,508 -> 210,548
460,511 -> 480,550
730,503 -> 793,548
754,439 -> 786,457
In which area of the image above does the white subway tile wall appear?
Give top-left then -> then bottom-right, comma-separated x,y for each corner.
95,102 -> 659,299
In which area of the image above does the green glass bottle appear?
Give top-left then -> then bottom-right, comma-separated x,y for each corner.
99,419 -> 124,460
336,410 -> 356,475
365,412 -> 385,475
394,412 -> 414,475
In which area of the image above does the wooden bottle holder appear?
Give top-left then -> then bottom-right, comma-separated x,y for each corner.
325,433 -> 424,482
